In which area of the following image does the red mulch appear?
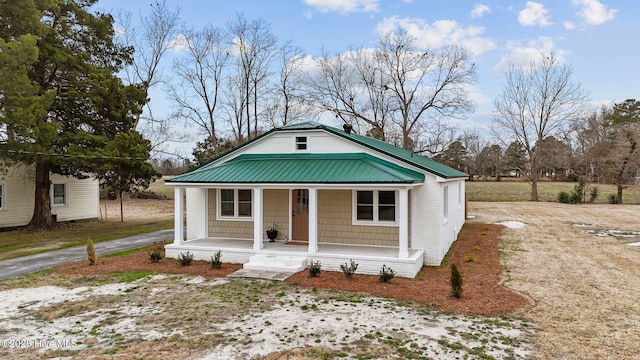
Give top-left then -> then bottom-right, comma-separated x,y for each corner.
54,223 -> 529,316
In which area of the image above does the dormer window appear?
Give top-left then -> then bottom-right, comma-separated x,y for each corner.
295,136 -> 308,150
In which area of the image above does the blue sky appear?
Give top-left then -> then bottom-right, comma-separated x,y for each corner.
95,0 -> 636,155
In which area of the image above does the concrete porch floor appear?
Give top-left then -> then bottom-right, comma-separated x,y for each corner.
165,238 -> 425,278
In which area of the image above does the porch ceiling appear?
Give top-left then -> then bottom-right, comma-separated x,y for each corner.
167,153 -> 425,184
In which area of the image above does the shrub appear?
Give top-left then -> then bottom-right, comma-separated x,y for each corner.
177,251 -> 194,266
378,265 -> 395,283
450,264 -> 463,298
588,186 -> 599,203
608,194 -> 619,204
307,260 -> 322,277
148,241 -> 164,263
557,191 -> 570,203
340,259 -> 358,279
86,239 -> 97,266
210,250 -> 222,269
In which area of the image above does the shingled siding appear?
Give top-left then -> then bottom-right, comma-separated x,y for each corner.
317,189 -> 404,247
262,189 -> 289,241
207,189 -> 253,239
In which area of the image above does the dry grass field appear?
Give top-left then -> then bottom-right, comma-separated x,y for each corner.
469,202 -> 640,360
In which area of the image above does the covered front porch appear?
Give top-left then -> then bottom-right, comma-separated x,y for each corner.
164,237 -> 424,278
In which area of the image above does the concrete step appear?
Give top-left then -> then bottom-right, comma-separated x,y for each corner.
243,254 -> 308,272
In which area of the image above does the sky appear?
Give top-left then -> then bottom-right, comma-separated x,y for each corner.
94,0 -> 637,158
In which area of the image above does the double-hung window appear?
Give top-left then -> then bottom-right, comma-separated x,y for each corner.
218,189 -> 252,219
52,183 -> 67,206
295,136 -> 308,150
353,190 -> 397,225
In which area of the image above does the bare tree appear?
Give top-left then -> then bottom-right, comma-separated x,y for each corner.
305,30 -> 476,151
262,41 -> 315,127
491,53 -> 589,201
228,15 -> 277,140
169,26 -> 230,153
116,0 -> 181,146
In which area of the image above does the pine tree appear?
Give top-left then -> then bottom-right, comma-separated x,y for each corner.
450,264 -> 463,298
86,239 -> 97,266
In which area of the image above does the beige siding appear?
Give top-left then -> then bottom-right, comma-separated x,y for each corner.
207,189 -> 253,239
263,189 -> 289,241
0,165 -> 35,227
317,190 -> 399,247
50,173 -> 99,222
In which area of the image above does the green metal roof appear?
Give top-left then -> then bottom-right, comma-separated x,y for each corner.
181,121 -> 468,179
167,153 -> 425,184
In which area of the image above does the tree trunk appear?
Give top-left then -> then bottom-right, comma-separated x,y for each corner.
119,190 -> 124,222
617,184 -> 623,204
29,158 -> 53,227
530,176 -> 539,201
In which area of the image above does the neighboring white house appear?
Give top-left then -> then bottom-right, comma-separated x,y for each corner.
165,122 -> 468,278
0,164 -> 100,228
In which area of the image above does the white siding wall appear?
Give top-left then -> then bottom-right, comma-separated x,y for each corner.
410,176 -> 444,265
186,188 -> 208,239
50,173 -> 99,222
0,165 -> 98,227
240,131 -> 364,156
0,165 -> 35,227
436,179 -> 466,264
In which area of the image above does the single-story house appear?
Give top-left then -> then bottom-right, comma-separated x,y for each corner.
0,164 -> 99,228
165,122 -> 468,278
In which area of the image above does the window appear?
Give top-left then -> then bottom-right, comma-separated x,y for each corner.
52,183 -> 66,206
443,186 -> 449,221
295,136 -> 307,150
0,183 -> 5,210
354,190 -> 397,225
218,189 -> 252,219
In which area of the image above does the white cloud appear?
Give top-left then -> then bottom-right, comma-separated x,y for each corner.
563,21 -> 576,30
518,1 -> 552,27
113,25 -> 125,37
493,37 -> 569,73
376,16 -> 496,55
571,0 -> 617,26
304,0 -> 379,14
167,33 -> 190,53
470,4 -> 491,18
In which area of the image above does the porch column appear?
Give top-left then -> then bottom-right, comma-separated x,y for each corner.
253,187 -> 263,250
398,188 -> 409,259
308,188 -> 318,253
174,187 -> 185,245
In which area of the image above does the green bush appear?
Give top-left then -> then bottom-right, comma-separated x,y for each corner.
378,265 -> 395,283
148,241 -> 164,263
450,264 -> 463,298
340,259 -> 358,279
87,239 -> 97,266
608,194 -> 620,204
558,191 -> 570,203
588,186 -> 599,203
177,251 -> 194,266
307,260 -> 322,277
210,250 -> 222,269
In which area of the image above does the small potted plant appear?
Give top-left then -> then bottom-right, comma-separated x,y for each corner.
266,223 -> 278,242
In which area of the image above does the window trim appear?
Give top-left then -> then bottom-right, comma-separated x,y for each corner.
352,190 -> 398,227
294,136 -> 308,151
443,185 -> 449,223
51,182 -> 67,207
216,188 -> 253,221
0,182 -> 5,210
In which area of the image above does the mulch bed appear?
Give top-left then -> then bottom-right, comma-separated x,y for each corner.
54,223 -> 529,316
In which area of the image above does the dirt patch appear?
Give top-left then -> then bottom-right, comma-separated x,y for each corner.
469,202 -> 640,360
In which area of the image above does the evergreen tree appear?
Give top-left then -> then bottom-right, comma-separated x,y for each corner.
0,0 -> 152,227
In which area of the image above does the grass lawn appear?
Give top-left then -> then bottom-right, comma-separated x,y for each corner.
0,219 -> 173,261
466,180 -> 640,204
147,176 -> 176,199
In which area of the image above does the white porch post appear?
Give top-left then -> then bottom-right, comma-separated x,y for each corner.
308,187 -> 318,253
398,188 -> 409,259
253,187 -> 263,250
174,187 -> 185,245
